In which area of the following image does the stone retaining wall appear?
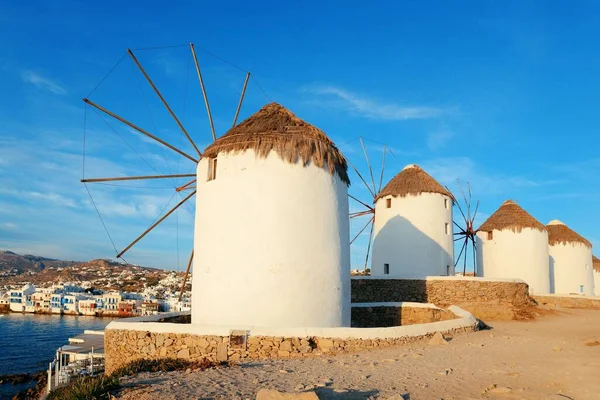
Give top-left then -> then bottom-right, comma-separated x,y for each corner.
532,294 -> 600,309
104,306 -> 477,374
352,277 -> 535,321
351,304 -> 455,328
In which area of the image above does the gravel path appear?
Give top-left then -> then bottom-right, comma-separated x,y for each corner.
116,308 -> 600,400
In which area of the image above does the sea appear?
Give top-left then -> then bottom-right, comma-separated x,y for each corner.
0,313 -> 114,399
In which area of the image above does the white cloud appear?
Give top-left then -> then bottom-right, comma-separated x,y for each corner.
427,130 -> 455,151
21,70 -> 67,95
304,85 -> 449,121
2,222 -> 17,230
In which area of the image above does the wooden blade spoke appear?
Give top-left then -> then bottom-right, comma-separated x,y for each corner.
190,43 -> 216,142
378,144 -> 387,193
350,216 -> 374,245
471,236 -> 477,275
463,237 -> 468,275
178,249 -> 194,302
359,137 -> 377,195
117,190 -> 196,258
453,220 -> 466,234
128,49 -> 202,157
348,194 -> 374,211
345,157 -> 376,198
472,200 -> 480,225
83,99 -> 198,163
232,72 -> 250,128
176,179 -> 197,192
459,181 -> 471,223
454,237 -> 467,267
448,185 -> 468,223
81,174 -> 195,183
350,210 -> 375,219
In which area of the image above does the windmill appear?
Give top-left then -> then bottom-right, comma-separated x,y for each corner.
450,181 -> 479,276
346,138 -> 394,272
81,44 -> 253,302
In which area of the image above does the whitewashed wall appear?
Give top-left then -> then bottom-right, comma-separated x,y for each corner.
192,150 -> 350,328
475,229 -> 550,294
594,270 -> 600,296
549,243 -> 594,295
371,192 -> 454,278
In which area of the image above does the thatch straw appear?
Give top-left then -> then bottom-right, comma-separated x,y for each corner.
375,164 -> 452,201
477,200 -> 546,233
547,220 -> 592,248
593,255 -> 600,273
202,103 -> 349,184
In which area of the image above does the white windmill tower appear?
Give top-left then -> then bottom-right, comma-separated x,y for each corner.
370,164 -> 454,278
547,220 -> 594,295
593,255 -> 600,296
192,103 -> 351,327
476,200 -> 550,294
82,46 -> 352,328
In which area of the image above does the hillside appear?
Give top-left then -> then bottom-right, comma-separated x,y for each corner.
0,251 -> 177,293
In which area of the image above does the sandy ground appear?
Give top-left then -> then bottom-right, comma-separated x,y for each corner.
116,308 -> 600,400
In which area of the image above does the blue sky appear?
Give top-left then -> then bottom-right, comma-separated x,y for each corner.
1,1 -> 599,271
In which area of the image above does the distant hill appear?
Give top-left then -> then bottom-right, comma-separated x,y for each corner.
0,250 -> 173,292
0,250 -> 79,275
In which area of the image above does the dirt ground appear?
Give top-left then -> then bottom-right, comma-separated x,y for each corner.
116,308 -> 600,400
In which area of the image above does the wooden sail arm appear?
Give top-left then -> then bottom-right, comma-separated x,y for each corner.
348,194 -> 374,211
359,137 -> 377,195
175,179 -> 197,192
345,157 -> 376,199
117,190 -> 196,258
190,43 -> 217,142
127,49 -> 202,157
232,72 -> 250,127
350,210 -> 374,219
178,250 -> 194,302
83,99 -> 198,163
350,216 -> 374,245
81,174 -> 195,183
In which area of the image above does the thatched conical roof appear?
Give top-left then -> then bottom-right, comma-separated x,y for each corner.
202,103 -> 349,184
547,220 -> 592,248
593,255 -> 600,273
375,164 -> 452,201
477,200 -> 546,233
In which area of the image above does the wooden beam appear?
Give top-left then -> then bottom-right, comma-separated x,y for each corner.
175,179 -> 196,192
232,72 -> 250,128
127,49 -> 202,156
83,98 -> 198,163
345,157 -> 376,199
117,190 -> 196,258
359,137 -> 377,195
348,194 -> 374,211
350,216 -> 374,245
190,43 -> 217,142
178,249 -> 193,302
81,174 -> 195,183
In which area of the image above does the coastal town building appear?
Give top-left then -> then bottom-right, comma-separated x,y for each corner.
192,103 -> 351,328
9,283 -> 35,312
547,220 -> 595,295
476,200 -> 550,294
371,164 -> 454,278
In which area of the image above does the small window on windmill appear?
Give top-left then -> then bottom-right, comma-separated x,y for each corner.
384,263 -> 390,275
386,198 -> 392,208
229,330 -> 248,350
487,231 -> 493,240
445,223 -> 450,235
444,198 -> 449,209
207,158 -> 217,181
580,285 -> 584,293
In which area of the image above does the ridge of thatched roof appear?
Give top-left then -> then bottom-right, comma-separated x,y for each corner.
375,164 -> 452,201
593,255 -> 600,273
547,220 -> 592,248
477,200 -> 546,233
202,102 -> 349,184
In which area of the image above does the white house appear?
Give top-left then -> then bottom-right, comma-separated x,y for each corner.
192,103 -> 351,328
9,283 -> 35,312
371,164 -> 454,278
593,256 -> 600,296
547,220 -> 594,295
475,200 -> 550,294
